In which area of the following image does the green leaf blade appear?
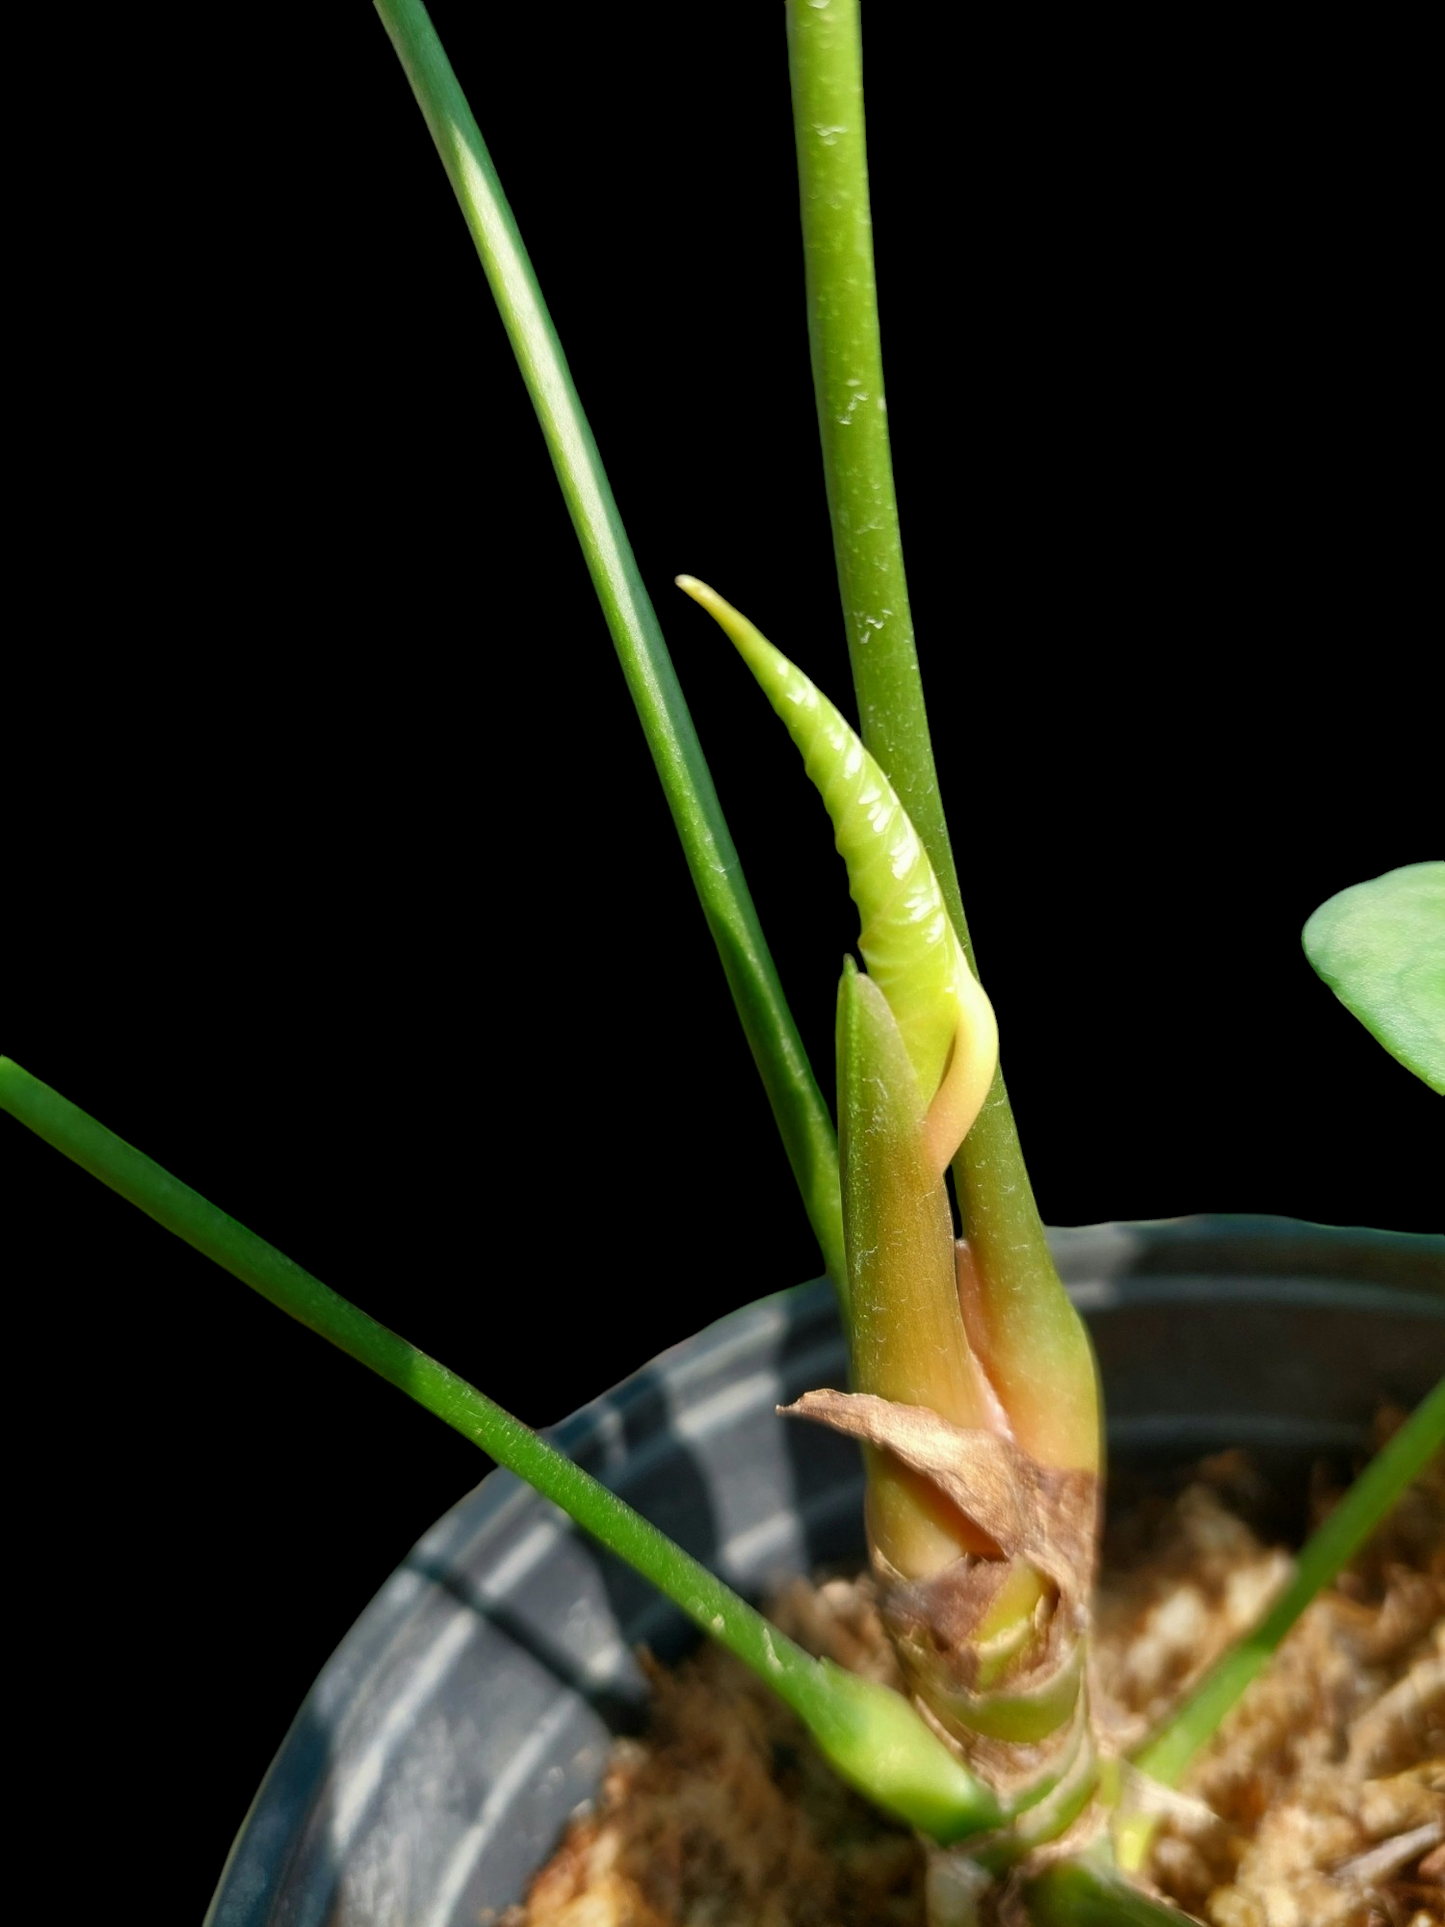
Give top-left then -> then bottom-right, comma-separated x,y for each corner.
1303,861 -> 1445,1093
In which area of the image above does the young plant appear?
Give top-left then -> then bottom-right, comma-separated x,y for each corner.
4,4 -> 1440,1922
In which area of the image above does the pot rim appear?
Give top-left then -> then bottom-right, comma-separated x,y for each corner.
207,1213 -> 1443,1927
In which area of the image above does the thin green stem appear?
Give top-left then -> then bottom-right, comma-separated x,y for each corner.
1133,1375 -> 1445,1793
372,0 -> 844,1288
783,0 -> 1063,1303
782,0 -> 930,806
1024,1851 -> 1197,1924
0,1055 -> 998,1843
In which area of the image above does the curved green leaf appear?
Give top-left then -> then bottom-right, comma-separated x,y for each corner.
678,576 -> 996,1171
1302,861 -> 1445,1093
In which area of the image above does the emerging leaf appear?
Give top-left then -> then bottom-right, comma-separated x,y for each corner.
678,575 -> 997,1170
1302,860 -> 1445,1094
679,583 -> 1099,1802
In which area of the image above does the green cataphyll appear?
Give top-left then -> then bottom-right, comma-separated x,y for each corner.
3,4 -> 1442,1923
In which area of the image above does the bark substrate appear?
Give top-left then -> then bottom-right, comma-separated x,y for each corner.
496,1420 -> 1443,1927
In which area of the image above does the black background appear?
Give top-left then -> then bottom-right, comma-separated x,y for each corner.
5,5 -> 1438,1912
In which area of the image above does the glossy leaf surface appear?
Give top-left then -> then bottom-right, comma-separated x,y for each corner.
1303,861 -> 1445,1093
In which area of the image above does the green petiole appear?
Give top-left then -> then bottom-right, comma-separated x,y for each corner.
784,0 -> 1099,1481
372,0 -> 845,1290
1130,1370 -> 1445,1795
1024,1849 -> 1197,1924
0,1054 -> 998,1845
1115,1372 -> 1445,1877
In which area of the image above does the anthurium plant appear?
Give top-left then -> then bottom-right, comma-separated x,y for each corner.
4,4 -> 1439,1921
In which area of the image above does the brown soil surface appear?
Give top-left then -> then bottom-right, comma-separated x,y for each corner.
495,1422 -> 1443,1927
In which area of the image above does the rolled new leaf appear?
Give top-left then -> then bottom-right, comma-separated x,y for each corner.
677,576 -> 1099,1480
678,581 -> 1098,1811
677,576 -> 997,1173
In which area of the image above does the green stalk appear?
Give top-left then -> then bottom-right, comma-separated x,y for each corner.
0,1055 -> 998,1843
1129,1372 -> 1445,1800
782,0 -> 929,803
783,0 -> 1078,1355
372,0 -> 844,1289
1024,1851 -> 1196,1924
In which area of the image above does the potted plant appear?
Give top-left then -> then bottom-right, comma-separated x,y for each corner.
4,3 -> 1438,1919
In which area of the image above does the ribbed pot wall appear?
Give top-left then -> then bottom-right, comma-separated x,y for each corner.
207,1216 -> 1445,1927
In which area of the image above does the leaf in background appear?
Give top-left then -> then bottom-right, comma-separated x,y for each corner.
1302,861 -> 1445,1094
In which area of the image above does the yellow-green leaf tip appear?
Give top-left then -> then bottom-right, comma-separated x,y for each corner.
678,577 -> 998,1170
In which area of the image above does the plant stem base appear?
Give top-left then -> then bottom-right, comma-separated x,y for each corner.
507,1437 -> 1444,1926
